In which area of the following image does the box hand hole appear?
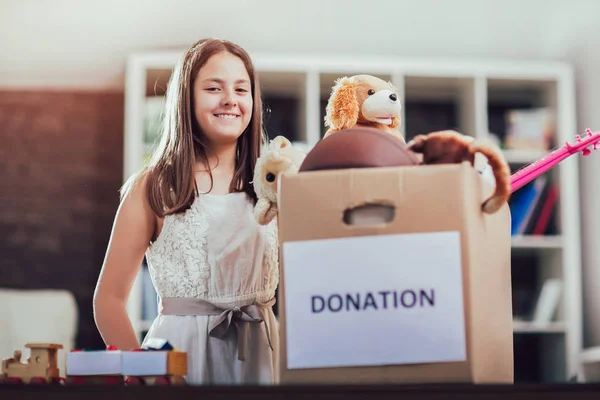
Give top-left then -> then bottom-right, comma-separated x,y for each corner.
343,202 -> 395,226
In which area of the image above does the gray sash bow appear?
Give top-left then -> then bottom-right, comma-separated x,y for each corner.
159,297 -> 275,362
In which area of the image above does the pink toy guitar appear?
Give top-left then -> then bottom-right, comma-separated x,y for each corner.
510,128 -> 600,192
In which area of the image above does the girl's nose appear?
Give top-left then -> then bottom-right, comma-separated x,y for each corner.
222,89 -> 237,106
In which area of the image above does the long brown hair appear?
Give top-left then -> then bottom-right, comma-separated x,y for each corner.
122,38 -> 266,217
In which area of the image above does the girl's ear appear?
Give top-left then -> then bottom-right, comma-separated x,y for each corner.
324,76 -> 359,131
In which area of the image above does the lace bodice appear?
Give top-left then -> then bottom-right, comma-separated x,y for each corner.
145,192 -> 279,308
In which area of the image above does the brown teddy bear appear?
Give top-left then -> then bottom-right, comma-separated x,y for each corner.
252,136 -> 306,225
407,130 -> 511,214
323,74 -> 404,141
320,74 -> 511,214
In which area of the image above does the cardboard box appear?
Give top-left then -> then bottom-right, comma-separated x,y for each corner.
277,162 -> 513,384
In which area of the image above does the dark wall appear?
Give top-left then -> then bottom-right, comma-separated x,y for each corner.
0,90 -> 125,349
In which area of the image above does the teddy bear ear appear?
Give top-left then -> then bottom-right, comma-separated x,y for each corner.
324,76 -> 359,131
269,135 -> 292,151
277,137 -> 291,149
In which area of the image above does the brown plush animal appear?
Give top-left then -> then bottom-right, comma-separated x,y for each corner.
323,75 -> 404,141
407,130 -> 511,214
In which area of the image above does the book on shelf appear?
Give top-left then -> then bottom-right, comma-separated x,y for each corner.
532,279 -> 563,324
504,107 -> 555,151
508,175 -> 558,236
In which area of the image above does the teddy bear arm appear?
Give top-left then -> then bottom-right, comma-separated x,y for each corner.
254,198 -> 277,225
264,203 -> 278,224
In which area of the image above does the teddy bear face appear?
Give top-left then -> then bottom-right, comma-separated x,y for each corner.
355,77 -> 402,127
251,135 -> 306,226
324,74 -> 402,135
254,151 -> 298,202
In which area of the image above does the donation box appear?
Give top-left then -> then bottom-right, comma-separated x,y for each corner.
276,162 -> 513,384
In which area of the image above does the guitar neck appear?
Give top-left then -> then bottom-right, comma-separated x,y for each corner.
510,147 -> 571,192
509,129 -> 599,193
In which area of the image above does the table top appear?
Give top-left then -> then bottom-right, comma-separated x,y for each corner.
1,382 -> 600,399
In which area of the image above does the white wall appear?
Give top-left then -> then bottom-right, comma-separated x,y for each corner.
2,0 -> 600,346
1,0 -> 598,88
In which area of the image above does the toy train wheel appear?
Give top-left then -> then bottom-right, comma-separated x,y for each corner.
1,377 -> 24,384
50,376 -> 65,385
66,376 -> 87,385
29,377 -> 47,384
104,376 -> 121,385
154,376 -> 170,385
170,375 -> 186,385
125,376 -> 144,385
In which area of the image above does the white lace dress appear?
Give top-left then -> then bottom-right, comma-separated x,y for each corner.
142,192 -> 280,385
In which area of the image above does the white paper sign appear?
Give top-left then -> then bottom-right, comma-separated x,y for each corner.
282,231 -> 466,370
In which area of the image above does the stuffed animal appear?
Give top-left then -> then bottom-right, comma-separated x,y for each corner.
406,130 -> 511,214
252,136 -> 306,225
323,75 -> 404,141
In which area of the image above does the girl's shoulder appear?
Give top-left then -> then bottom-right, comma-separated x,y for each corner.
119,168 -> 161,222
111,168 -> 160,247
120,167 -> 152,200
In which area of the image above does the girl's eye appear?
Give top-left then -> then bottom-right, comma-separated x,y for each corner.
236,88 -> 249,93
206,87 -> 220,91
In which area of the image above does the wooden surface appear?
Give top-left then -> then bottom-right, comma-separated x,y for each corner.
0,383 -> 599,399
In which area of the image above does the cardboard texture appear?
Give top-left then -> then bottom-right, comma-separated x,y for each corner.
276,162 -> 513,384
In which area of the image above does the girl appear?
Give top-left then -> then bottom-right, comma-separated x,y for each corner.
93,38 -> 280,385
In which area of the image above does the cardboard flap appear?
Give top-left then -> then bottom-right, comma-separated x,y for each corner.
279,163 -> 478,242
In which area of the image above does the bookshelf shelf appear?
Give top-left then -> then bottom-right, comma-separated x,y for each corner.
511,235 -> 563,250
504,149 -> 549,164
123,51 -> 582,384
513,320 -> 566,334
579,347 -> 600,364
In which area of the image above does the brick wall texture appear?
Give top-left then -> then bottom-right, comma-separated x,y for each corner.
0,90 -> 125,349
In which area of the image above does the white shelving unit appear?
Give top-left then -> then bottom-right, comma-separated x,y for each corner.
123,50 -> 583,383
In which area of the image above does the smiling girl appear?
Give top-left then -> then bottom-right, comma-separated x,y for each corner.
93,38 -> 280,385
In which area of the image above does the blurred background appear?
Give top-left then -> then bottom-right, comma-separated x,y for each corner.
1,0 -> 600,385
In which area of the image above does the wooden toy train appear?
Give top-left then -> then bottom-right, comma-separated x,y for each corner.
0,343 -> 63,384
0,339 -> 187,385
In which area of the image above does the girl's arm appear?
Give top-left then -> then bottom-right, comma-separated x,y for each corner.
93,173 -> 156,350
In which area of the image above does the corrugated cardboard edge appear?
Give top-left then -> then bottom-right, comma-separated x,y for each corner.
467,167 -> 514,383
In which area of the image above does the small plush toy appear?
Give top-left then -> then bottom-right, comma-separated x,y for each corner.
252,136 -> 306,225
323,74 -> 404,141
407,130 -> 511,214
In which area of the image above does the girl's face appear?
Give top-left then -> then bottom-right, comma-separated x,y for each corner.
193,51 -> 253,148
